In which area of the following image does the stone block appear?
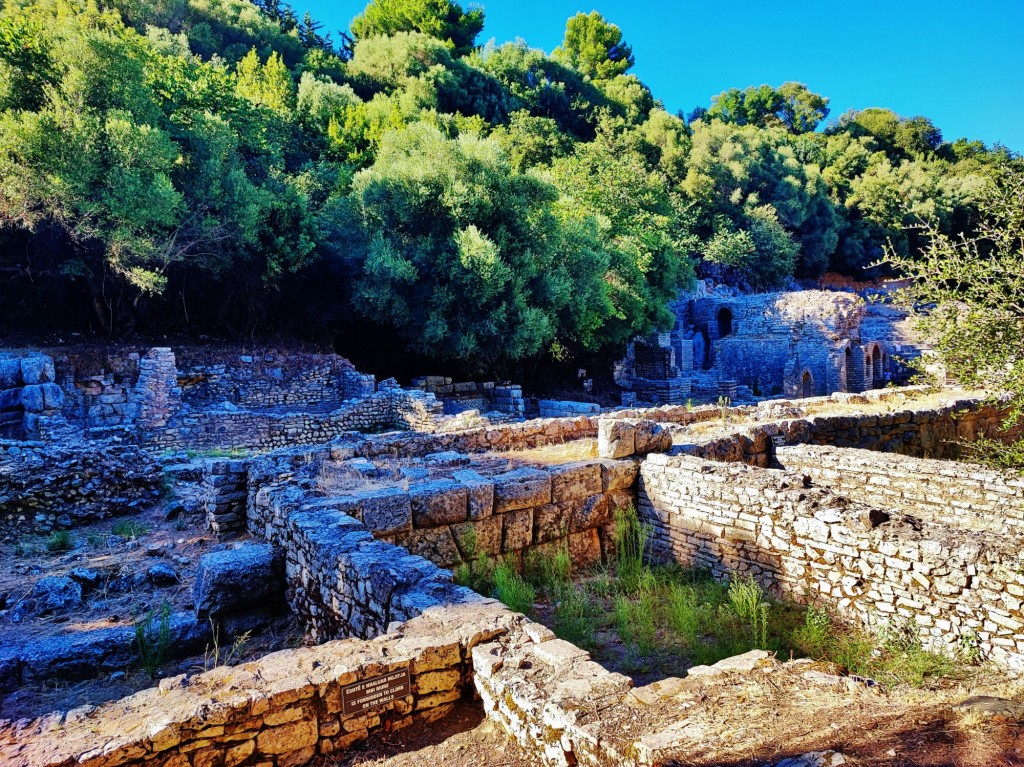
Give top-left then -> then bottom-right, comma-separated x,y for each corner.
492,468 -> 551,513
20,355 -> 54,385
396,527 -> 461,568
360,488 -> 413,535
631,419 -> 673,454
502,509 -> 533,551
193,544 -> 285,619
0,388 -> 20,410
533,503 -> 572,544
597,459 -> 639,492
597,419 -> 635,459
549,462 -> 602,503
452,516 -> 503,557
19,385 -> 44,413
410,481 -> 468,527
569,494 -> 612,533
0,359 -> 20,388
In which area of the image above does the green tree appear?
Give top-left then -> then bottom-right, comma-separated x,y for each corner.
706,82 -> 829,134
888,169 -> 1024,421
350,0 -> 483,57
346,123 -> 610,366
554,11 -> 634,81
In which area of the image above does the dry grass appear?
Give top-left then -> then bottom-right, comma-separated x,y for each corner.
494,439 -> 599,466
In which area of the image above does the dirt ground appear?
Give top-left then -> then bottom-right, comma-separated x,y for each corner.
319,701 -> 544,767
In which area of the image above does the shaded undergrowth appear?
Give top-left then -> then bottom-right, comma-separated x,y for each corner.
456,505 -> 966,689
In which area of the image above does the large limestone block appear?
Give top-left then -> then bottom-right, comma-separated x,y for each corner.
193,544 -> 285,618
19,384 -> 45,413
20,355 -> 54,385
597,418 -> 635,459
410,480 -> 468,527
502,509 -> 533,551
492,467 -> 551,513
630,419 -> 673,454
549,462 -> 602,503
0,359 -> 21,388
396,527 -> 461,568
360,488 -> 413,535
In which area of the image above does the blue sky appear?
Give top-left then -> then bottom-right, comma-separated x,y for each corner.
305,0 -> 1023,152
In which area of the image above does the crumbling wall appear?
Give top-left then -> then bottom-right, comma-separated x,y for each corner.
639,453 -> 1024,669
775,444 -> 1024,534
0,441 -> 162,537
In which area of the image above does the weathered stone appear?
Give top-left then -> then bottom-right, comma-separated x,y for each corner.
597,419 -> 636,459
502,509 -> 533,552
492,468 -> 551,513
193,544 -> 285,619
360,488 -> 413,535
410,481 -> 467,527
549,462 -> 602,503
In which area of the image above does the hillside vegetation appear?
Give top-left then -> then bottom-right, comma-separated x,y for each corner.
0,0 -> 1017,370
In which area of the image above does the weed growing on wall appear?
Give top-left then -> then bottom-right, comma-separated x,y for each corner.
494,562 -> 536,615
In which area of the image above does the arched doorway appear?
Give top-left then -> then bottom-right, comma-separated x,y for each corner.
699,327 -> 713,370
872,346 -> 884,388
801,370 -> 814,398
717,307 -> 733,339
843,347 -> 853,392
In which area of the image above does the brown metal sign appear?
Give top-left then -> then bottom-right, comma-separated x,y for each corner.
341,668 -> 411,716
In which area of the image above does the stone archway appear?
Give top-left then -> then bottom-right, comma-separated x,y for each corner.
871,345 -> 884,388
801,369 -> 814,398
717,307 -> 734,339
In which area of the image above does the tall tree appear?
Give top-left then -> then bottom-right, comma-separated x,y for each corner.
553,11 -> 634,81
350,0 -> 483,57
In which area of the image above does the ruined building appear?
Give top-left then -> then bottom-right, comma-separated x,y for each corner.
616,283 -> 927,403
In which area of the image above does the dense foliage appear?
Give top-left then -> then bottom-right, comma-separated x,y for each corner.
0,0 -> 1018,372
889,169 -> 1024,420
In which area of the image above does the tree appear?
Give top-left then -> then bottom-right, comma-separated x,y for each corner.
553,11 -> 633,81
346,123 -> 611,366
706,82 -> 828,134
350,0 -> 484,57
888,168 -> 1024,424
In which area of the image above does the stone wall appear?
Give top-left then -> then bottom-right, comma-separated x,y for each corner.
412,377 -> 525,417
0,440 -> 162,537
247,451 -> 638,638
202,459 -> 249,536
141,387 -> 443,452
538,400 -> 601,418
0,354 -> 65,440
0,602 -> 519,767
775,444 -> 1024,535
638,452 -> 1024,669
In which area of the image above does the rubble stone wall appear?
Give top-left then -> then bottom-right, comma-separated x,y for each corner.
639,453 -> 1024,669
141,387 -> 442,452
0,440 -> 162,537
775,444 -> 1024,534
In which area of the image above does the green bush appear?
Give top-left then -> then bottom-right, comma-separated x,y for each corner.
524,543 -> 572,591
112,520 -> 149,539
494,562 -> 535,615
45,530 -> 74,552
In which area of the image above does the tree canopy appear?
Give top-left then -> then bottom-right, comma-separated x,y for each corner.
0,0 -> 1018,374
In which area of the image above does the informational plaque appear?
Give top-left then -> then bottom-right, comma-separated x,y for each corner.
771,434 -> 787,447
341,668 -> 412,716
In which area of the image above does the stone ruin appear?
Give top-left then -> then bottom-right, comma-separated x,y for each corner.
2,376 -> 1024,767
616,283 -> 929,404
1,335 -> 1023,767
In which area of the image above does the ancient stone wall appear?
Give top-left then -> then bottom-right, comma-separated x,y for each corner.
639,453 -> 1024,669
247,450 -> 637,638
0,602 -> 519,767
0,354 -> 65,440
0,440 -> 162,537
775,444 -> 1024,534
141,387 -> 442,452
412,377 -> 525,416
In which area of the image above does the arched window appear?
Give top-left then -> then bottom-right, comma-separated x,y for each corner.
717,307 -> 733,339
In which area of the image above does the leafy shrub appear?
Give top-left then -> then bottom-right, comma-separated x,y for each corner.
45,530 -> 74,552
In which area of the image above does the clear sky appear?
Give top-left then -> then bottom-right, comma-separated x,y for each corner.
305,0 -> 1024,152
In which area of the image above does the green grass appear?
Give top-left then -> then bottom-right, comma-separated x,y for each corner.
456,506 -> 962,688
45,530 -> 74,552
494,561 -> 536,615
111,520 -> 149,539
134,601 -> 173,678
